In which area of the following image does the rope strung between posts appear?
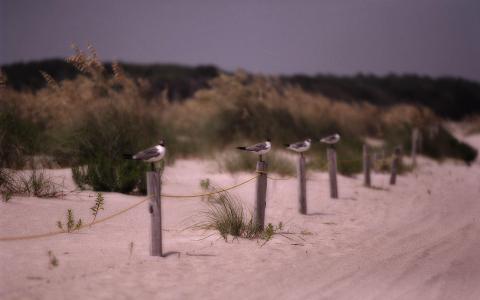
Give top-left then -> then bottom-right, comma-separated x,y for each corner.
0,153 -> 397,242
0,174 -> 260,242
0,197 -> 149,242
161,174 -> 259,198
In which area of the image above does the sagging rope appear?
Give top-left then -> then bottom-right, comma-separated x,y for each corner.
0,197 -> 149,242
161,174 -> 259,198
0,174 -> 260,242
0,154 -> 396,242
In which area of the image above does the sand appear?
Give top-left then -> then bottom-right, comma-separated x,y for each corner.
1,134 -> 480,300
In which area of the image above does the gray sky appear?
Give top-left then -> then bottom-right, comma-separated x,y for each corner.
1,0 -> 479,81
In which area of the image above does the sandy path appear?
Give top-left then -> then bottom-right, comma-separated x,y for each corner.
1,137 -> 480,299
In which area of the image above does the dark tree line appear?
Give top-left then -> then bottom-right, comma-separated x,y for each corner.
2,59 -> 480,119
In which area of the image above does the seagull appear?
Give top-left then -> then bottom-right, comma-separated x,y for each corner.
320,134 -> 341,145
124,140 -> 166,171
285,138 -> 312,156
236,139 -> 271,161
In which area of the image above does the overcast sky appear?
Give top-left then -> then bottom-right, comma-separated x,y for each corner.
1,0 -> 479,81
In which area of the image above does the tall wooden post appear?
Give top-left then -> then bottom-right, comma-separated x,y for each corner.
255,160 -> 268,230
298,154 -> 307,214
389,147 -> 401,185
147,171 -> 163,257
411,128 -> 419,167
363,144 -> 371,187
327,146 -> 338,199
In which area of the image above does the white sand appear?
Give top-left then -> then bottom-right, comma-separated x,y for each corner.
1,136 -> 480,300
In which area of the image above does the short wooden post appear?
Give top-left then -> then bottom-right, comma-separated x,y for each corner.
327,146 -> 338,199
298,154 -> 307,214
389,147 -> 401,185
411,128 -> 419,166
363,144 -> 371,187
147,171 -> 163,257
255,160 -> 268,230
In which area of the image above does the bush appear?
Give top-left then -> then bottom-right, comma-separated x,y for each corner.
384,124 -> 477,164
0,101 -> 43,168
67,105 -> 155,193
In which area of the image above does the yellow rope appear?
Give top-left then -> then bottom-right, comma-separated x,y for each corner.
161,174 -> 259,198
0,154 -> 396,243
0,174 -> 260,241
0,198 -> 148,242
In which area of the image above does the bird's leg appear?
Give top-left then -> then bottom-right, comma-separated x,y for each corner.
259,154 -> 263,162
150,163 -> 155,172
301,152 -> 304,159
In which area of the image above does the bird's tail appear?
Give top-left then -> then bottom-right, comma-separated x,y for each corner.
236,146 -> 247,151
123,154 -> 135,160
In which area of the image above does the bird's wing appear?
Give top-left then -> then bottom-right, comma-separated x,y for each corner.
321,135 -> 335,143
133,147 -> 160,160
291,141 -> 306,148
246,142 -> 268,152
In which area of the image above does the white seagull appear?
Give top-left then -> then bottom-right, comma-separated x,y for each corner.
124,140 -> 166,170
285,138 -> 312,155
320,133 -> 341,145
236,139 -> 271,161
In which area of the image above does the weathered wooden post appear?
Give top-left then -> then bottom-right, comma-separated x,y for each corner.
411,128 -> 419,166
255,160 -> 268,230
147,171 -> 163,257
327,146 -> 338,198
363,144 -> 371,187
298,154 -> 307,214
389,147 -> 401,185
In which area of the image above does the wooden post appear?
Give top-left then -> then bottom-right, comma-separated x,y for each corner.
327,146 -> 338,199
411,128 -> 419,166
390,147 -> 401,185
147,171 -> 163,257
255,160 -> 268,230
363,144 -> 371,187
298,154 -> 307,214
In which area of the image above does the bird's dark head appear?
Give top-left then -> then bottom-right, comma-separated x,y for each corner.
306,138 -> 312,143
158,140 -> 165,146
266,138 -> 271,143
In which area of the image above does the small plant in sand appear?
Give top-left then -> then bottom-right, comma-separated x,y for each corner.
129,241 -> 134,259
0,169 -> 16,202
57,209 -> 83,233
262,222 -> 283,242
199,178 -> 215,201
197,190 -> 281,243
47,250 -> 59,268
90,192 -> 105,224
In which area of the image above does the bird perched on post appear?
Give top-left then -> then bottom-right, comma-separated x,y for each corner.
124,140 -> 166,171
320,134 -> 341,146
236,139 -> 271,162
285,138 -> 312,157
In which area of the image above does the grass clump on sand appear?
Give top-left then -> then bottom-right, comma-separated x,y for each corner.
197,189 -> 281,242
0,168 -> 63,200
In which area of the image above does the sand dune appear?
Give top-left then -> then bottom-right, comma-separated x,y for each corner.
1,135 -> 480,300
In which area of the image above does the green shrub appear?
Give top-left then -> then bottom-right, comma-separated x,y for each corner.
0,102 -> 43,168
65,103 -> 158,193
384,125 -> 477,164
